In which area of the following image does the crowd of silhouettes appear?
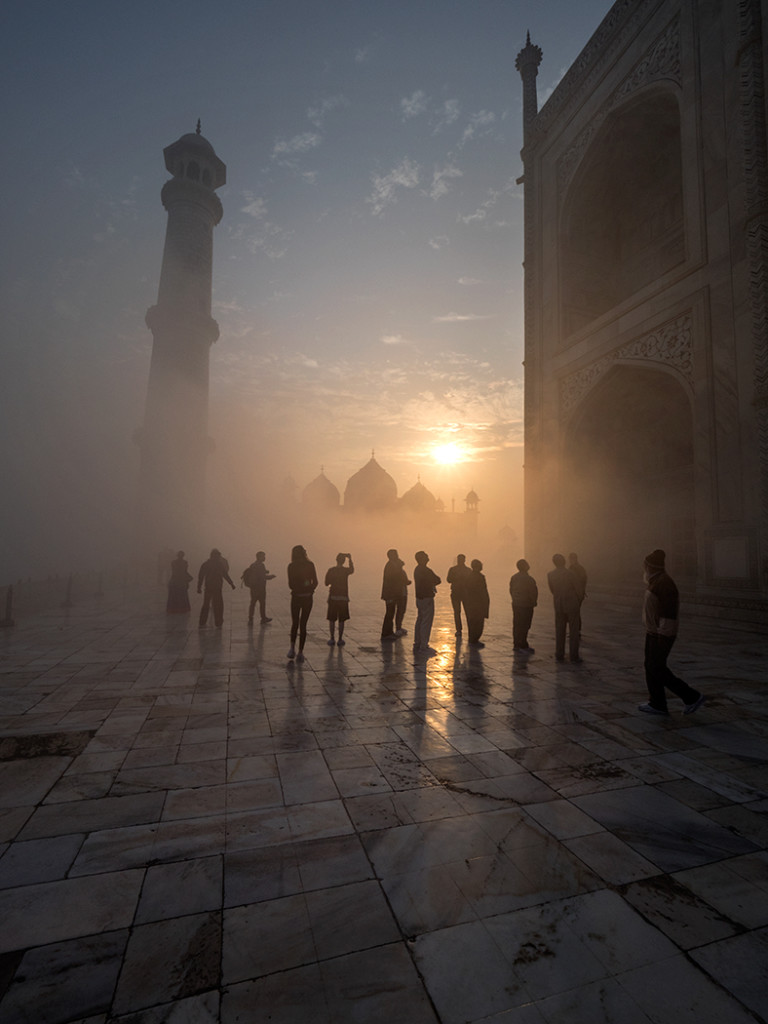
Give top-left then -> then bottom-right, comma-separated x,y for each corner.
159,544 -> 707,718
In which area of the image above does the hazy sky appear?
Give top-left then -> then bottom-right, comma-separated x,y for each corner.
0,0 -> 615,578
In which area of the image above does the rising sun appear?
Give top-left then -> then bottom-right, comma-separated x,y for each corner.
432,441 -> 467,465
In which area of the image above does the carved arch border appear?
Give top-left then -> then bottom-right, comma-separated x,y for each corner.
559,311 -> 693,420
556,15 -> 682,201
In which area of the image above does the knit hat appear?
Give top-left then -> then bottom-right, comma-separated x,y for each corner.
644,549 -> 665,570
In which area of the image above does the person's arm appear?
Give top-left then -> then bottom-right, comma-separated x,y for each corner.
197,564 -> 204,593
347,555 -> 354,574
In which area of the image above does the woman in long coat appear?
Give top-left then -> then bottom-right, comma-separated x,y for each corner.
464,559 -> 490,646
166,550 -> 192,613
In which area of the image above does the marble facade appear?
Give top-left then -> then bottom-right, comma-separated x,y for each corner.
517,0 -> 768,613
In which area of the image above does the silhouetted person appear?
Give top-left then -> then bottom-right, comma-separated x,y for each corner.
166,550 -> 192,614
446,553 -> 472,637
197,548 -> 235,628
413,550 -> 441,655
569,552 -> 587,606
464,558 -> 490,646
381,549 -> 410,641
509,558 -> 538,652
547,553 -> 581,662
325,552 -> 354,646
287,544 -> 317,662
242,551 -> 275,625
639,549 -> 705,716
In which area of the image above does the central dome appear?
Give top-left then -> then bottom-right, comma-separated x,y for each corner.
344,456 -> 398,512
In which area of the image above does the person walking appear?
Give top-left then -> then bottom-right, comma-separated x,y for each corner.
287,545 -> 318,663
638,548 -> 705,716
197,549 -> 236,628
380,549 -> 410,641
547,553 -> 582,662
464,558 -> 490,646
446,554 -> 472,637
242,551 -> 275,625
413,550 -> 441,655
325,552 -> 354,646
509,558 -> 538,652
166,550 -> 193,614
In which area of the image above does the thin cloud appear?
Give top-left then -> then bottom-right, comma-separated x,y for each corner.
433,98 -> 461,132
401,90 -> 428,119
367,158 -> 420,215
240,192 -> 267,219
428,163 -> 463,200
272,132 -> 322,159
459,110 -> 497,147
432,312 -> 493,323
458,277 -> 481,286
381,334 -> 409,346
307,95 -> 349,128
429,235 -> 449,250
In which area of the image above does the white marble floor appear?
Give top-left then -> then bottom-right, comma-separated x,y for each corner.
0,577 -> 766,1022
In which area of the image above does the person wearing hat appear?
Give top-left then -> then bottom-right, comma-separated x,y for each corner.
639,548 -> 705,716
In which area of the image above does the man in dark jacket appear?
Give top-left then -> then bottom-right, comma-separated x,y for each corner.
197,549 -> 236,628
547,553 -> 581,662
413,550 -> 441,655
380,549 -> 410,641
639,549 -> 705,716
509,558 -> 538,653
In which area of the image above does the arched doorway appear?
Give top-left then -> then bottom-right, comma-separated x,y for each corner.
561,90 -> 684,337
564,365 -> 696,584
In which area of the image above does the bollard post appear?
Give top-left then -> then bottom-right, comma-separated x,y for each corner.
0,585 -> 14,628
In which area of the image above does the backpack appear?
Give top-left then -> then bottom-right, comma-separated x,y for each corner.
241,565 -> 257,588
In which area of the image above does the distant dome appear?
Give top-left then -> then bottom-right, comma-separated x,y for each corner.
344,456 -> 398,512
466,489 -> 479,503
400,478 -> 437,514
302,470 -> 340,510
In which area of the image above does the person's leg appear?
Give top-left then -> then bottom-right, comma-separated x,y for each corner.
654,635 -> 701,705
199,589 -> 211,627
414,600 -> 424,648
289,595 -> 300,654
395,595 -> 407,633
381,600 -> 396,638
247,589 -> 256,623
554,608 -> 566,659
644,633 -> 670,710
569,606 -> 581,660
519,606 -> 534,647
338,619 -> 345,643
421,598 -> 435,648
298,596 -> 312,652
328,604 -> 336,645
213,589 -> 224,628
451,593 -> 463,632
512,604 -> 525,647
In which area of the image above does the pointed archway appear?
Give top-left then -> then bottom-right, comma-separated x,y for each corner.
564,364 -> 696,583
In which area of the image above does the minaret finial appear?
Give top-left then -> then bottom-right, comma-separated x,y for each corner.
515,32 -> 544,141
196,119 -> 202,135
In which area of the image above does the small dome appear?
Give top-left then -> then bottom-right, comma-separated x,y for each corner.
302,470 -> 340,510
344,455 -> 398,512
400,478 -> 437,513
163,126 -> 226,189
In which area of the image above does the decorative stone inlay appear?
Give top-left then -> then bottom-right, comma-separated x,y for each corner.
557,17 -> 681,195
560,312 -> 692,415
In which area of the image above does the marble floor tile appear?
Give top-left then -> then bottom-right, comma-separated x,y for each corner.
572,785 -> 758,872
0,869 -> 144,952
673,851 -> 768,928
306,879 -> 400,959
413,920 -> 529,1024
294,833 -> 373,891
112,912 -> 221,1015
135,856 -> 223,923
111,990 -> 220,1023
563,831 -> 659,884
222,894 -> 314,983
0,929 -> 128,1024
616,952 -> 759,1023
523,798 -> 604,839
320,944 -> 440,1023
622,873 -> 742,949
0,757 -> 71,808
0,833 -> 84,889
19,791 -> 165,840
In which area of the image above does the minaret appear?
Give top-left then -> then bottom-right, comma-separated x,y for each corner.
137,123 -> 226,552
515,32 -> 543,143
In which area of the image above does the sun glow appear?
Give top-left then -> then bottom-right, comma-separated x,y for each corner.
432,441 -> 468,465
